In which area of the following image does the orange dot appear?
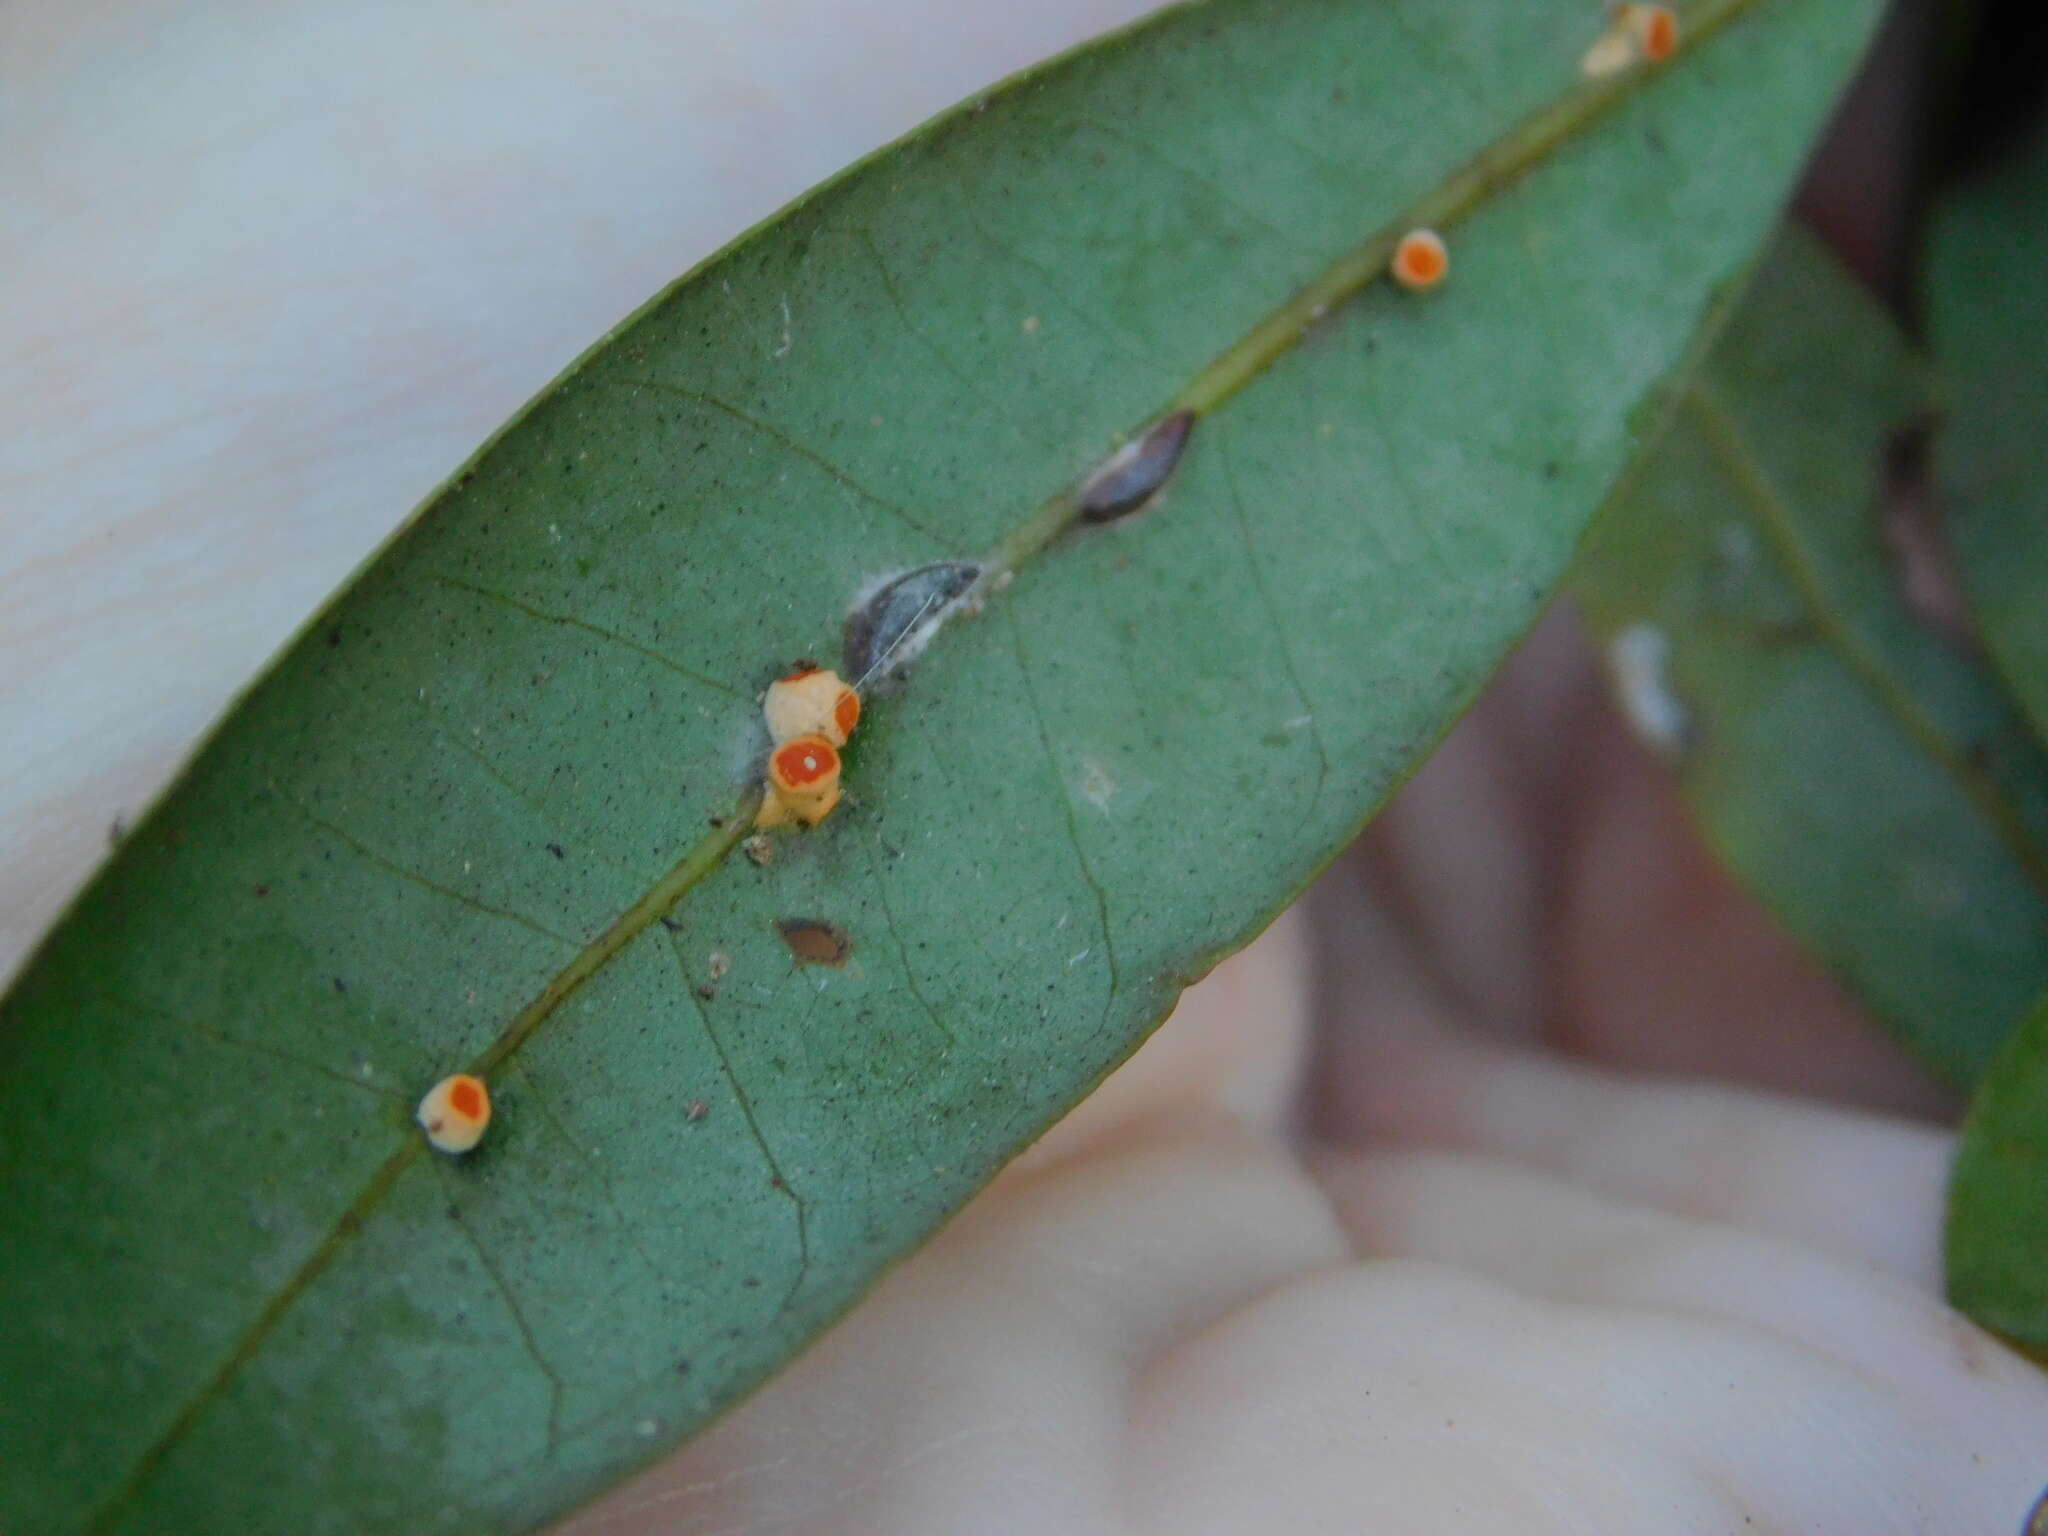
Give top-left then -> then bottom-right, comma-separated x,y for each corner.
772,735 -> 839,791
834,689 -> 861,741
449,1077 -> 486,1121
780,665 -> 822,683
1641,6 -> 1678,60
1391,229 -> 1448,291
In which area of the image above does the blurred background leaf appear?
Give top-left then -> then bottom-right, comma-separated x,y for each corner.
1576,226 -> 2048,1088
1947,991 -> 2048,1360
1930,127 -> 2048,749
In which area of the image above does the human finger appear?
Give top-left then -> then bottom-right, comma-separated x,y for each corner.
1319,1146 -> 2048,1429
1323,1028 -> 1950,1287
1127,1256 -> 2044,1535
561,1121 -> 1348,1534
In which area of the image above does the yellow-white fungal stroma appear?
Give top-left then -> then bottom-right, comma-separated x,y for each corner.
763,667 -> 860,747
417,1072 -> 492,1154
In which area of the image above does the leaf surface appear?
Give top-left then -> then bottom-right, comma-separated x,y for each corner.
0,2 -> 1882,1530
1948,991 -> 2048,1359
1577,228 -> 2048,1086
1930,130 -> 2048,745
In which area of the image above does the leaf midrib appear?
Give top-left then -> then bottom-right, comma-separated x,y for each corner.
91,3 -> 1771,1520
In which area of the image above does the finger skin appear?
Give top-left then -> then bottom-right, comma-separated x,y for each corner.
1128,1257 -> 2041,1536
563,1106 -> 1349,1534
1329,1029 -> 1953,1288
1319,1147 -> 2048,1462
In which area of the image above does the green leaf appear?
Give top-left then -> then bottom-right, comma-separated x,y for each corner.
1948,991 -> 2048,1359
1,2 -> 1881,1530
1930,128 -> 2048,747
1575,227 -> 2048,1086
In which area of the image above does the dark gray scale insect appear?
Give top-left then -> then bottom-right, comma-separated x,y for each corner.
1078,410 -> 1196,523
843,560 -> 980,685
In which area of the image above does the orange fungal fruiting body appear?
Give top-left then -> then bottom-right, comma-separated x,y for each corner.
1582,4 -> 1678,75
757,733 -> 843,828
1625,4 -> 1679,61
1391,229 -> 1449,292
763,667 -> 860,747
418,1072 -> 492,1154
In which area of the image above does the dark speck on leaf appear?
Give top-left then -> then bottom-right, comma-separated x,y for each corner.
325,628 -> 341,648
774,917 -> 853,968
333,977 -> 348,994
254,884 -> 270,898
659,916 -> 684,933
696,985 -> 718,1001
546,843 -> 566,859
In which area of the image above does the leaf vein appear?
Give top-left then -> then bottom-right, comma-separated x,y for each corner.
273,787 -> 583,949
672,937 -> 813,1318
1687,383 -> 2048,900
429,573 -> 744,698
626,379 -> 944,546
440,1172 -> 569,1457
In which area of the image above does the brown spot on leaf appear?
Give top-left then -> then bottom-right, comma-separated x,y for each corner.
774,918 -> 853,968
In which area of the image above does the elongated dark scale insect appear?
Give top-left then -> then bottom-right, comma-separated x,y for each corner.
1077,409 -> 1196,523
842,560 -> 981,684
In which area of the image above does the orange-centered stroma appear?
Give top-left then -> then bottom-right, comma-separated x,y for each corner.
1391,229 -> 1448,291
772,736 -> 839,791
417,1072 -> 492,1154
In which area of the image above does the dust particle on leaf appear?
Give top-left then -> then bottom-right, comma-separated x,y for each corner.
774,918 -> 853,968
